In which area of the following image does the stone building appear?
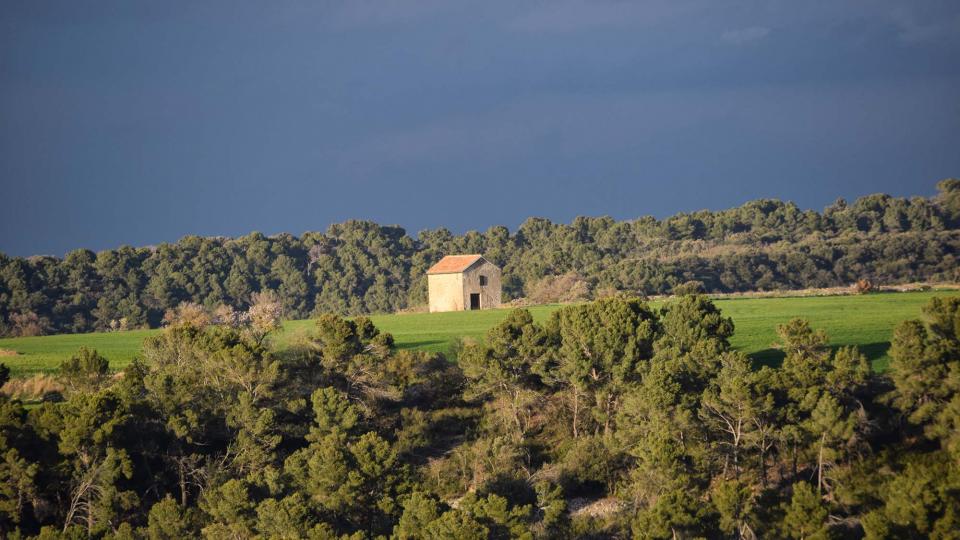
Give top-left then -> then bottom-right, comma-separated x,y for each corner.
426,255 -> 502,313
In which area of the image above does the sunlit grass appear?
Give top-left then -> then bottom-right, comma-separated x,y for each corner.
1,290 -> 955,377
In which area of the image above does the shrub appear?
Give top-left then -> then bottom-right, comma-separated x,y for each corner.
673,280 -> 706,296
527,272 -> 591,304
58,346 -> 111,394
9,311 -> 48,337
162,302 -> 212,329
854,278 -> 875,294
1,372 -> 65,401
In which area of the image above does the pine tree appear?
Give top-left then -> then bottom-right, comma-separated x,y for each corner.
781,482 -> 829,540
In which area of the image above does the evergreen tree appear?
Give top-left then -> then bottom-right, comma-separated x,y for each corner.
58,347 -> 110,395
58,391 -> 137,536
781,482 -> 829,540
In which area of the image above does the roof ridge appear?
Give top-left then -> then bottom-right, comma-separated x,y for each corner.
426,254 -> 486,274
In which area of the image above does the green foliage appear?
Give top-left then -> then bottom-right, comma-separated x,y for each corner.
58,346 -> 110,394
888,296 -> 960,458
534,482 -> 570,538
58,390 -> 138,536
1,290 -> 954,378
711,479 -> 756,538
199,479 -> 256,538
0,397 -> 40,535
0,294 -> 959,538
284,430 -> 409,534
937,178 -> 960,227
700,352 -> 773,481
2,185 -> 958,339
460,493 -> 534,540
309,387 -> 361,439
631,489 -> 718,539
145,496 -> 200,539
862,452 -> 960,538
421,510 -> 489,540
672,280 -> 706,296
394,491 -> 443,539
255,493 -> 317,539
460,309 -> 549,443
781,482 -> 829,540
548,297 -> 659,438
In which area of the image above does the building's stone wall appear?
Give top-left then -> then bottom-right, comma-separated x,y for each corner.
461,260 -> 501,310
427,258 -> 502,313
428,272 -> 464,313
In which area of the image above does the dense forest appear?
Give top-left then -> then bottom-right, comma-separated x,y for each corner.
1,293 -> 958,538
2,180 -> 959,337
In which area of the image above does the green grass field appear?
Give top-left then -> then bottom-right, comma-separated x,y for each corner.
1,291 -> 956,378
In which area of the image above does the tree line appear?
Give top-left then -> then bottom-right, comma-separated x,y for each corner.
2,180 -> 958,337
1,293 -> 958,538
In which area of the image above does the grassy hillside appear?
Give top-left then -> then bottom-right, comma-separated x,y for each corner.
1,291 -> 956,378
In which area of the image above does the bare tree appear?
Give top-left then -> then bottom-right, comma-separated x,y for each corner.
246,290 -> 283,344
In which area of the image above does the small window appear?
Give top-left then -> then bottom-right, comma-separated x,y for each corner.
479,275 -> 488,286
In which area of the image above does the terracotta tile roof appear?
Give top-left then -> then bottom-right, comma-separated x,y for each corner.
427,254 -> 484,274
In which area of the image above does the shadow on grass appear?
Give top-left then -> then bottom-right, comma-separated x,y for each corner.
749,341 -> 891,370
857,342 -> 892,363
749,348 -> 785,369
394,339 -> 448,351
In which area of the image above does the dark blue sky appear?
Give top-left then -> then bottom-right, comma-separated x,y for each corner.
2,1 -> 959,256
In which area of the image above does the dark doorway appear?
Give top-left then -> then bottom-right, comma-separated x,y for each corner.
469,293 -> 480,310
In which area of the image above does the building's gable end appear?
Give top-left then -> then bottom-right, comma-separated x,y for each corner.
460,256 -> 494,276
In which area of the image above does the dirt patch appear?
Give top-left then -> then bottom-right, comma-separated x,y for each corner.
568,497 -> 621,518
641,281 -> 960,303
0,348 -> 19,357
